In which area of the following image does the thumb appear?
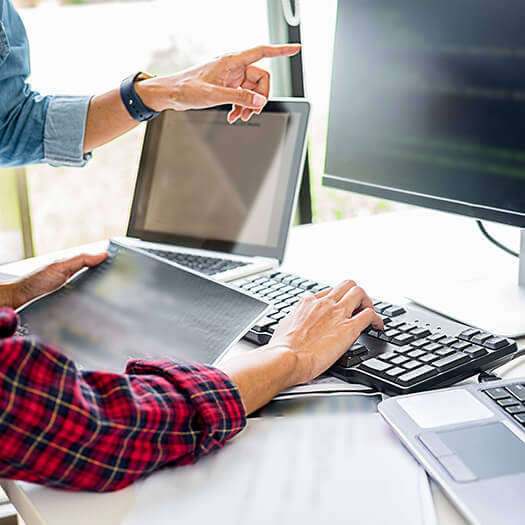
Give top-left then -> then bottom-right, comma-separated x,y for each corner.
210,86 -> 267,109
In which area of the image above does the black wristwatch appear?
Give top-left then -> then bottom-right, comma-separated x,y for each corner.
120,71 -> 160,122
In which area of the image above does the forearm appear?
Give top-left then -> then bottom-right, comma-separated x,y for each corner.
83,79 -> 171,153
0,308 -> 246,492
82,89 -> 139,153
218,345 -> 299,414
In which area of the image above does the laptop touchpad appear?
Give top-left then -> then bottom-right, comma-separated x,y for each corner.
435,422 -> 525,480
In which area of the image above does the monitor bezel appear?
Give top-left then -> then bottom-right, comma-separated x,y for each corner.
127,99 -> 310,262
323,175 -> 525,228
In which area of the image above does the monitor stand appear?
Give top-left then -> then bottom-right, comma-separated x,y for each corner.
408,230 -> 525,338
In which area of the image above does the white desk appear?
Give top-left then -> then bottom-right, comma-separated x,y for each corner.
1,209 -> 524,524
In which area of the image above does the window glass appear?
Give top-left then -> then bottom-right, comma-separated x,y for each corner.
17,0 -> 269,254
300,0 -> 408,221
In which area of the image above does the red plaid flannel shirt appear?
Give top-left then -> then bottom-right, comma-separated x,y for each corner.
0,308 -> 246,492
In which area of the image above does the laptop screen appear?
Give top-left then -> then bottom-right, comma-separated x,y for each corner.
128,100 -> 310,261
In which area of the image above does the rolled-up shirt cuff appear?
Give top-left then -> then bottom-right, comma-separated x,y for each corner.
43,95 -> 92,167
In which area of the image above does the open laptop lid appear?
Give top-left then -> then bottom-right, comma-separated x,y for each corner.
127,99 -> 310,263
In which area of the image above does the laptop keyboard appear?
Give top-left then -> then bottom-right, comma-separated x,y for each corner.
484,383 -> 525,427
236,271 -> 519,395
143,248 -> 249,276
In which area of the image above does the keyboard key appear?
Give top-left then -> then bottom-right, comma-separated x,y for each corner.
471,332 -> 492,345
398,323 -> 418,332
422,342 -> 442,352
388,320 -> 405,330
505,405 -> 525,415
391,333 -> 416,345
513,413 -> 525,425
435,347 -> 454,357
296,291 -> 312,299
252,317 -> 278,332
506,384 -> 525,402
384,329 -> 401,338
391,355 -> 409,365
484,337 -> 508,350
440,337 -> 458,346
297,279 -> 318,290
383,306 -> 406,317
367,329 -> 380,338
458,328 -> 480,341
360,358 -> 392,374
396,345 -> 414,354
269,312 -> 286,321
386,366 -> 405,378
433,352 -> 469,371
378,331 -> 393,342
462,345 -> 487,358
451,340 -> 471,351
266,290 -> 285,300
485,387 -> 511,400
497,397 -> 520,407
379,350 -> 399,361
397,365 -> 437,385
420,353 -> 440,364
428,332 -> 446,342
403,360 -> 421,370
374,302 -> 392,314
336,354 -> 361,368
272,301 -> 289,311
348,343 -> 368,356
410,327 -> 431,338
407,349 -> 425,359
411,338 -> 431,348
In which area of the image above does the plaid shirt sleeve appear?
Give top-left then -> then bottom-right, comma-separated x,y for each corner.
0,308 -> 246,492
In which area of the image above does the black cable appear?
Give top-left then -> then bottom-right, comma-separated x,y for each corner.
476,220 -> 519,258
478,371 -> 502,383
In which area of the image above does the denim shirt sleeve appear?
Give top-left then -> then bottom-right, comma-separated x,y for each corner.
44,95 -> 92,167
0,0 -> 92,168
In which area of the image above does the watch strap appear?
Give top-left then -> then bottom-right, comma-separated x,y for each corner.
120,72 -> 160,122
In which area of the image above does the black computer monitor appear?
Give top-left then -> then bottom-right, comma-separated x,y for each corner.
323,0 -> 525,336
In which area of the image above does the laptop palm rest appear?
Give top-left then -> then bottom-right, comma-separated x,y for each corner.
420,423 -> 525,482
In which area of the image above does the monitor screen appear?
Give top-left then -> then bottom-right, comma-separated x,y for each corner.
324,0 -> 525,227
128,101 -> 310,260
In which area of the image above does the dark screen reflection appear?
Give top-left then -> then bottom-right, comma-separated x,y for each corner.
19,242 -> 268,371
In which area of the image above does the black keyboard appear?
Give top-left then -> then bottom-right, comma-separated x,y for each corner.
143,248 -> 248,276
236,271 -> 519,395
483,382 -> 525,428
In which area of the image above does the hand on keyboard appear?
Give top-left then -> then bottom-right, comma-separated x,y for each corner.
267,279 -> 384,385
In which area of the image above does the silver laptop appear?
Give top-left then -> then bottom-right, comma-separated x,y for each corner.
118,99 -> 310,283
379,378 -> 525,525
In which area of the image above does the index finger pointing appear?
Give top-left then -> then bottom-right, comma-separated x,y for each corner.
236,44 -> 300,65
